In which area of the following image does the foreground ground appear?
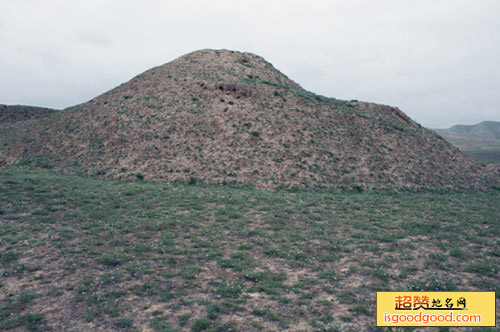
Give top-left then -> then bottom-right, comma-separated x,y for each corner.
0,167 -> 499,331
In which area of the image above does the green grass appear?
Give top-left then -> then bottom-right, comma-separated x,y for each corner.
0,166 -> 499,331
464,149 -> 500,164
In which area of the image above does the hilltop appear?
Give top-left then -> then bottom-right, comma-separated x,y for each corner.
435,121 -> 500,163
0,104 -> 58,129
0,49 -> 496,190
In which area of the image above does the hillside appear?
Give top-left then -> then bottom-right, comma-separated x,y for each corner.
435,121 -> 500,163
0,49 -> 496,190
0,104 -> 58,129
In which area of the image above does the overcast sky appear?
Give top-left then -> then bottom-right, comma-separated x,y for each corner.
1,0 -> 499,128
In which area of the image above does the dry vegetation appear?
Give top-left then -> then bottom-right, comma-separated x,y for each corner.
0,105 -> 57,127
1,49 -> 499,332
1,49 -> 497,190
1,167 -> 499,331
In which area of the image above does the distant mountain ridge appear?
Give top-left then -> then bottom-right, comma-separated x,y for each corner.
0,49 -> 498,190
434,121 -> 500,163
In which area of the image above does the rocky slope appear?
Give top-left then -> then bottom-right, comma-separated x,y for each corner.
0,49 -> 495,190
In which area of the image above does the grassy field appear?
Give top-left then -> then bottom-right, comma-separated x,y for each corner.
0,166 -> 499,331
463,149 -> 500,164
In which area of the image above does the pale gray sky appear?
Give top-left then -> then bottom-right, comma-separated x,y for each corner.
1,0 -> 499,128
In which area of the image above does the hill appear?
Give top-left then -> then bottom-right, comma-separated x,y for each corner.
435,121 -> 500,163
0,49 -> 496,190
0,104 -> 58,128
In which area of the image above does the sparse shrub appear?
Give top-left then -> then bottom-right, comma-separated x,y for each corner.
449,247 -> 467,258
179,313 -> 190,327
214,282 -> 242,298
115,317 -> 132,329
99,250 -> 130,267
191,317 -> 211,331
352,184 -> 364,193
349,304 -> 372,316
24,313 -> 45,331
0,251 -> 19,264
19,291 -> 36,305
206,303 -> 222,320
135,173 -> 144,181
94,168 -> 108,175
465,261 -> 499,277
150,315 -> 175,331
251,307 -> 267,316
408,274 -> 457,291
250,131 -> 259,137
